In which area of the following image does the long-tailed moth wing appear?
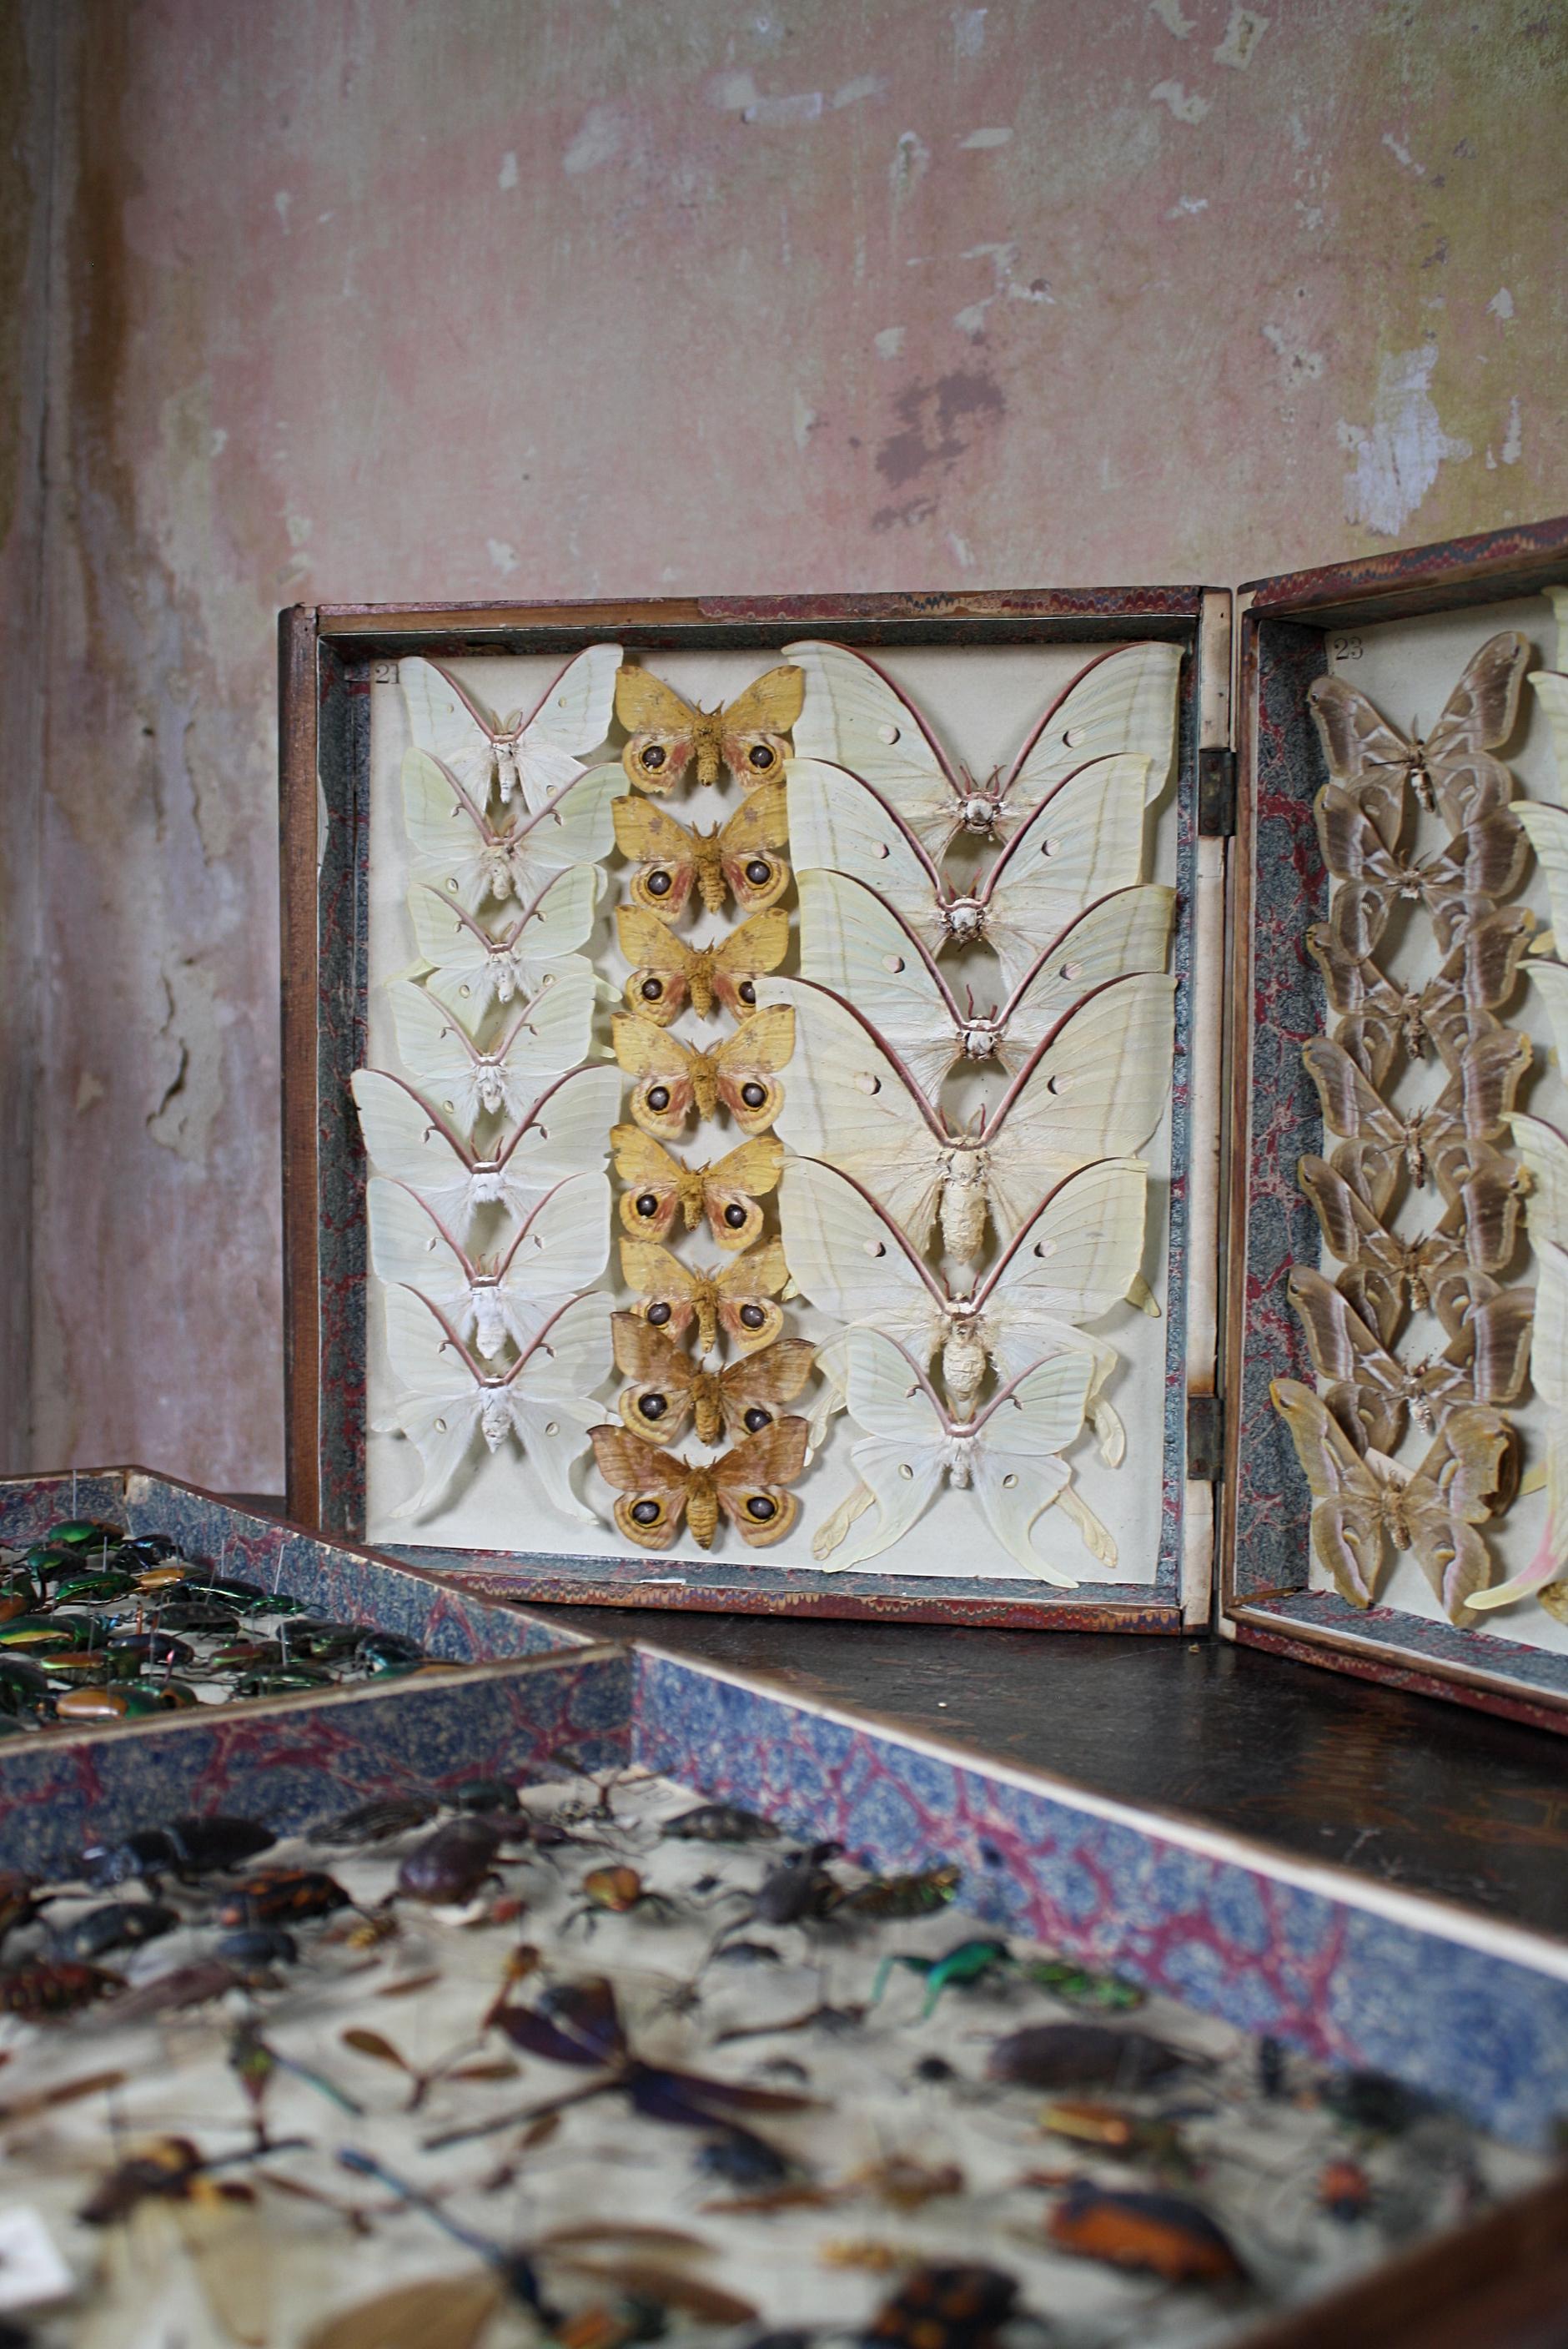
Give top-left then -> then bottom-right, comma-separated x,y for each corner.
408,865 -> 603,1023
389,963 -> 597,1130
403,646 -> 619,810
352,1064 -> 621,1236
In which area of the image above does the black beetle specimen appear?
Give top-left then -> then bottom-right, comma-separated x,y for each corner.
58,1901 -> 180,1960
81,1814 -> 275,1889
396,1815 -> 520,1905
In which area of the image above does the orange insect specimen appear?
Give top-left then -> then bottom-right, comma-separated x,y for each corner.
1046,2180 -> 1246,2282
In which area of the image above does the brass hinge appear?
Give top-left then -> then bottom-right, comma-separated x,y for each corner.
1186,1392 -> 1225,1482
1197,746 -> 1237,837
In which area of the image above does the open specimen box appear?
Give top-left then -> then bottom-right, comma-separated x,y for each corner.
1227,516 -> 1568,1728
2,1475 -> 1567,2344
279,518 -> 1568,1718
281,588 -> 1230,1634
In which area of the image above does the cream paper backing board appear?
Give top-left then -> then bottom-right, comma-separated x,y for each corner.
360,644 -> 1181,1591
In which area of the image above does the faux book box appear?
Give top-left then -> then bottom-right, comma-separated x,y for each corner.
279,517 -> 1568,1728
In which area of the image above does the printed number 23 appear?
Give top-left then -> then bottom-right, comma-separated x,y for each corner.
1331,634 -> 1363,661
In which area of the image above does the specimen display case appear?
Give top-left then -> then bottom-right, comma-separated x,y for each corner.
1,1468 -> 1566,2344
279,516 -> 1568,1719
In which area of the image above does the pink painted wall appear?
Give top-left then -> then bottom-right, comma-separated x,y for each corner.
7,0 -> 1566,1487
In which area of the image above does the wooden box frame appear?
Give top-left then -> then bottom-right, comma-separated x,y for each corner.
281,588 -> 1232,1632
1223,515 -> 1568,1730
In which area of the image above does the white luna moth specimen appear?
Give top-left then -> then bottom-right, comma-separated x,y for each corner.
377,1285 -> 611,1523
1469,1232 -> 1568,1617
783,638 -> 1181,856
1511,800 -> 1568,1062
797,867 -> 1175,1097
780,1153 -> 1148,1451
387,959 -> 598,1131
785,753 -> 1157,998
401,646 -> 621,811
367,1170 -> 611,1361
351,1063 -> 622,1240
403,747 -> 626,913
813,1327 -> 1098,1580
406,864 -> 605,1022
764,971 -> 1176,1263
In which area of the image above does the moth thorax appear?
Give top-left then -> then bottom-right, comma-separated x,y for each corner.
938,1147 -> 989,1262
691,1056 -> 720,1118
493,958 -> 520,1003
1408,743 -> 1435,808
475,1064 -> 507,1114
470,1284 -> 506,1358
687,1476 -> 720,1547
958,1016 -> 1003,1062
941,1321 -> 988,1416
943,897 -> 987,943
495,743 -> 521,801
960,792 -> 1003,836
946,1434 -> 977,1491
481,855 -> 515,900
479,1391 -> 513,1449
678,1171 -> 706,1228
470,1165 -> 506,1204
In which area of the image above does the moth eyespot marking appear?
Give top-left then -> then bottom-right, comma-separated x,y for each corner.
636,1192 -> 661,1218
744,858 -> 772,887
640,746 -> 667,771
540,970 -> 554,987
746,1494 -> 777,1521
442,1099 -> 457,1113
1002,1472 -> 1019,1490
1039,837 -> 1058,859
646,1302 -> 672,1326
1059,961 -> 1082,982
739,980 -> 756,1004
446,878 -> 460,893
460,983 -> 472,997
856,1073 -> 881,1095
638,1394 -> 668,1421
646,1085 -> 671,1112
1047,1075 -> 1068,1095
898,1461 -> 915,1481
877,722 -> 901,744
640,978 -> 663,1001
631,1499 -> 662,1525
873,842 -> 890,860
1063,727 -> 1088,748
646,868 -> 673,896
1033,1239 -> 1058,1259
724,1204 -> 748,1228
743,1406 -> 772,1433
741,1081 -> 767,1109
883,954 -> 905,973
863,1240 -> 887,1259
545,1421 -> 560,1437
740,1304 -> 766,1330
747,744 -> 776,770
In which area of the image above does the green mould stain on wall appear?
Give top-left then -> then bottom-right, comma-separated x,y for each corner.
5,0 -> 1567,1485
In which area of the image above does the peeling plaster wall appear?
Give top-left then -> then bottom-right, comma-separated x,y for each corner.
9,0 -> 1568,1487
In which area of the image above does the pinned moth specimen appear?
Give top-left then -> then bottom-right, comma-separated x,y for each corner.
786,636 -> 1181,855
611,1314 -> 816,1446
1308,631 -> 1530,848
1286,1265 -> 1531,1454
403,747 -> 626,912
1513,801 -> 1568,1063
367,1171 -> 611,1360
612,1126 -> 782,1251
407,864 -> 604,1019
594,1419 -> 811,1548
1270,1376 -> 1515,1620
787,752 -> 1158,997
1472,1230 -> 1568,1616
771,973 -> 1175,1262
814,1329 -> 1103,1578
1305,905 -> 1534,1089
352,1063 -> 621,1240
780,1154 -> 1148,1441
402,646 -> 620,810
616,903 -> 788,1024
378,1286 -> 611,1522
1312,784 -> 1527,963
1297,1154 -> 1520,1346
613,783 -> 791,921
620,1235 -> 789,1356
612,1004 -> 795,1139
797,868 -> 1175,1098
1302,1030 -> 1530,1204
616,661 -> 805,791
388,962 -> 597,1129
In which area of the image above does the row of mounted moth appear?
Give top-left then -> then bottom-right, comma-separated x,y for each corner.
1274,602 -> 1568,1627
353,637 -> 1184,1572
